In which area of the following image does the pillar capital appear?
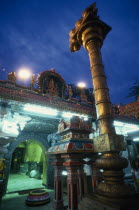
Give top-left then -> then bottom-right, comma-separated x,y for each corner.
69,3 -> 111,52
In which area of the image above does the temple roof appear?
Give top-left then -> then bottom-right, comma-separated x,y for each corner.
0,81 -> 96,118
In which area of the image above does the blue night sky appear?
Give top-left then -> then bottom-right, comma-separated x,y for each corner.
0,0 -> 139,105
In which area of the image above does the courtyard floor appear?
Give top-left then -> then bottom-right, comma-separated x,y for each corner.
1,173 -> 67,210
7,173 -> 44,193
0,192 -> 68,210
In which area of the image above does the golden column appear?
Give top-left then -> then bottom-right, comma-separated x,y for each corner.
69,3 -> 134,205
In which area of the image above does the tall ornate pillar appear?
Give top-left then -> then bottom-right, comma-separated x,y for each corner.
69,3 -> 135,207
52,155 -> 64,210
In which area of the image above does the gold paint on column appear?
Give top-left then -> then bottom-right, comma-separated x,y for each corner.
69,2 -> 134,203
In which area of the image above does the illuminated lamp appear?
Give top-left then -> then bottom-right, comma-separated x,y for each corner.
114,121 -> 139,133
62,111 -> 88,120
77,82 -> 86,88
126,128 -> 139,133
133,138 -> 139,141
125,124 -> 139,128
18,67 -> 31,80
113,121 -> 124,126
62,171 -> 67,176
24,104 -> 58,116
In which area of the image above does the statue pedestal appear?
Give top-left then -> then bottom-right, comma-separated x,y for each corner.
78,193 -> 139,210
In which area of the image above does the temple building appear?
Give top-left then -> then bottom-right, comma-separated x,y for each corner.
0,3 -> 139,210
0,68 -> 139,208
0,69 -> 95,196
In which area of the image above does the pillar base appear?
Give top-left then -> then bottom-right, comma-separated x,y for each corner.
78,193 -> 139,210
53,199 -> 64,210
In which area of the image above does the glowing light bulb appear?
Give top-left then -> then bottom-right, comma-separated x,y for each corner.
77,82 -> 86,88
18,67 -> 31,80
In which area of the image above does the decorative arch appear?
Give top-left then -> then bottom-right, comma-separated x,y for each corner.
38,69 -> 67,98
3,132 -> 51,194
6,133 -> 49,159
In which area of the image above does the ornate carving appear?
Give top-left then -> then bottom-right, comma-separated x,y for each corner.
69,3 -> 111,52
58,116 -> 92,133
96,152 -> 128,170
80,89 -> 88,101
30,74 -> 36,90
47,78 -> 58,96
95,153 -> 134,198
67,85 -> 73,99
58,119 -> 67,133
93,133 -> 126,152
38,69 -> 66,98
112,104 -> 120,114
0,82 -> 95,117
7,71 -> 16,83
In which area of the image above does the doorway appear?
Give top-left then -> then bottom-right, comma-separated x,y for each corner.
7,140 -> 47,193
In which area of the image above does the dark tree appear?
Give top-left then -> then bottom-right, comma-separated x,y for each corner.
127,82 -> 139,101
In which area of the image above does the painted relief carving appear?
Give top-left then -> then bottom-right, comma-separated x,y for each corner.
47,78 -> 58,96
58,119 -> 67,132
7,71 -> 16,83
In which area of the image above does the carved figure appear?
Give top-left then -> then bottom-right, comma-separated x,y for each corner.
80,89 -> 88,101
7,71 -> 16,83
58,119 -> 67,132
68,85 -> 73,99
70,116 -> 80,129
51,68 -> 56,73
79,118 -> 91,130
113,104 -> 120,114
47,78 -> 58,96
30,74 -> 36,90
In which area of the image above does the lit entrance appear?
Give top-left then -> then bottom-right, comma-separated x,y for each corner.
7,140 -> 47,193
